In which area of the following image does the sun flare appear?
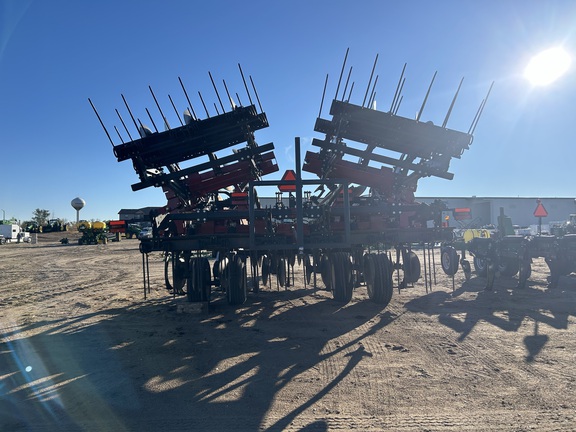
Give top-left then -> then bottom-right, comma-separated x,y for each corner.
524,47 -> 571,86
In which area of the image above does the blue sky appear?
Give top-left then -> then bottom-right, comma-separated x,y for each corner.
1,0 -> 575,222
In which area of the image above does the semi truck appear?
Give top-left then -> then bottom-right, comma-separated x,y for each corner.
0,224 -> 31,243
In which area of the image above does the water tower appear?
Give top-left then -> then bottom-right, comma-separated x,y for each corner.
71,197 -> 85,223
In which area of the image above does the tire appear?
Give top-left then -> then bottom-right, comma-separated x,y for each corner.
277,258 -> 287,287
320,254 -> 331,290
402,250 -> 421,284
199,257 -> 212,301
498,258 -> 519,277
365,254 -> 393,307
165,252 -> 187,294
375,254 -> 394,307
187,257 -> 211,302
304,255 -> 313,285
227,255 -> 247,305
378,254 -> 394,307
441,246 -> 459,276
219,256 -> 230,292
332,252 -> 353,303
461,259 -> 472,281
518,260 -> 531,288
250,255 -> 260,294
363,254 -> 377,300
473,256 -> 487,277
261,255 -> 270,286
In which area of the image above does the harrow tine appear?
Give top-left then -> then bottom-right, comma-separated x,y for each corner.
115,108 -> 133,141
145,108 -> 159,132
169,94 -> 184,126
223,79 -> 236,109
249,75 -> 264,112
238,63 -> 254,107
122,93 -> 140,133
318,73 -> 329,118
390,63 -> 406,113
148,87 -> 171,130
113,125 -> 125,144
209,71 -> 226,114
198,91 -> 210,117
335,47 -> 349,101
469,81 -> 494,134
362,53 -> 379,107
88,98 -> 115,147
416,71 -> 437,122
178,76 -> 198,120
342,66 -> 353,102
442,77 -> 464,128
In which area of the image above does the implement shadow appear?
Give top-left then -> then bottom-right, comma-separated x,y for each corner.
404,273 -> 576,360
1,288 -> 393,431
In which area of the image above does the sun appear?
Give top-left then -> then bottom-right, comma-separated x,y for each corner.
524,47 -> 571,86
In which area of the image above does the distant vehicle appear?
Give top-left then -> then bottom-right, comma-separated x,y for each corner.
78,221 -> 108,245
513,225 -> 532,236
42,219 -> 67,233
0,224 -> 31,243
107,220 -> 142,239
139,227 -> 152,239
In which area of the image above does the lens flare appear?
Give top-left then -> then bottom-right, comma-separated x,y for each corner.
524,47 -> 571,86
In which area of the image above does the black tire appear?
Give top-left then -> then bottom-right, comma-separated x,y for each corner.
518,260 -> 531,288
187,258 -> 209,302
441,246 -> 459,276
304,255 -> 313,285
402,250 -> 421,284
375,254 -> 394,307
332,252 -> 353,303
461,259 -> 472,281
498,258 -> 519,277
320,254 -> 332,290
165,252 -> 187,294
219,256 -> 230,292
277,258 -> 287,287
473,256 -> 487,277
261,255 -> 271,286
250,255 -> 260,294
227,255 -> 247,305
364,254 -> 393,307
196,257 -> 212,301
363,254 -> 377,301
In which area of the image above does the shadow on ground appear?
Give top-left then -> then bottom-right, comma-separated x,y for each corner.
1,288 -> 393,431
405,272 -> 576,362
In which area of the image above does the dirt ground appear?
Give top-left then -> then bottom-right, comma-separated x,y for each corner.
1,232 -> 575,431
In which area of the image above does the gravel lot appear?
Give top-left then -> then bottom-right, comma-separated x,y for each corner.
1,232 -> 575,431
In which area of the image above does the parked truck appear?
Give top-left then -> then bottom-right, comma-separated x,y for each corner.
0,224 -> 31,243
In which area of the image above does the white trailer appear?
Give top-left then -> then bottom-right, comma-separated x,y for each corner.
0,224 -> 31,243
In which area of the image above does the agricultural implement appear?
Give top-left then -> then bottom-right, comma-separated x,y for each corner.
78,221 -> 108,245
453,208 -> 576,290
90,53 -> 493,306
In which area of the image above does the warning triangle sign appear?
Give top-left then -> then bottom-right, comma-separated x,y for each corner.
534,201 -> 548,218
278,170 -> 297,192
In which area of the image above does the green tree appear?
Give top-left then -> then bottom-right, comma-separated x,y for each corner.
32,209 -> 50,227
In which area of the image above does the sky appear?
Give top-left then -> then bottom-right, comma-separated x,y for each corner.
1,0 -> 575,223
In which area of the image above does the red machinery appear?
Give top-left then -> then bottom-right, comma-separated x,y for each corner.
91,55 -> 492,306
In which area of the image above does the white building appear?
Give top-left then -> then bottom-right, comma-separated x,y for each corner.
417,196 -> 576,229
